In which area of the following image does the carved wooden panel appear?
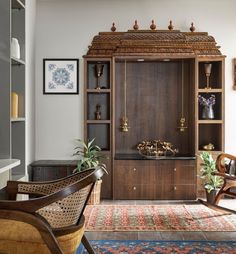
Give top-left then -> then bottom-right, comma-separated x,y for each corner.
85,29 -> 223,57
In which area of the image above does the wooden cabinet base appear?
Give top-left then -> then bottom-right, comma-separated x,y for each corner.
114,159 -> 196,200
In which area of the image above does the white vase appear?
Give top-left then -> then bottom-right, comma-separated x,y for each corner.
11,38 -> 20,59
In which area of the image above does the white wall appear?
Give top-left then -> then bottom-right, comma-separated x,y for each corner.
35,0 -> 236,159
26,0 -> 36,166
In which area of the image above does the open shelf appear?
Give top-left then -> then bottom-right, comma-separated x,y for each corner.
12,0 -> 25,10
11,117 -> 25,122
198,93 -> 222,120
0,159 -> 20,174
87,120 -> 111,124
87,124 -> 110,151
198,120 -> 223,124
198,61 -> 222,89
198,124 -> 222,151
87,93 -> 110,120
11,57 -> 25,65
11,121 -> 25,178
87,61 -> 110,89
86,89 -> 111,93
198,88 -> 223,93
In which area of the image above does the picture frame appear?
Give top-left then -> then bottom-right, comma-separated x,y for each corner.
43,58 -> 79,94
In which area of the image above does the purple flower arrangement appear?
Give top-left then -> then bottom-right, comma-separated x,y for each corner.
198,94 -> 216,107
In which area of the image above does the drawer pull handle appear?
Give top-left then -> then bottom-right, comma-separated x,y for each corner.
133,168 -> 137,171
174,186 -> 177,191
174,168 -> 177,171
133,186 -> 137,190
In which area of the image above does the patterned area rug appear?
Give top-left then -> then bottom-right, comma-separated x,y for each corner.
84,204 -> 236,231
77,240 -> 236,254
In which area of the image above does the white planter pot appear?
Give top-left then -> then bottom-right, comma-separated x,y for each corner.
11,38 -> 20,59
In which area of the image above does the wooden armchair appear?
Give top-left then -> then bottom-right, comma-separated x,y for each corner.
0,165 -> 105,254
214,153 -> 236,209
200,153 -> 236,214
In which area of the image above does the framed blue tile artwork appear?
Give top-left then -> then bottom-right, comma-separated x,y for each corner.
43,58 -> 79,94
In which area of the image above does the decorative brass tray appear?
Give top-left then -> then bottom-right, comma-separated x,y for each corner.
137,140 -> 178,159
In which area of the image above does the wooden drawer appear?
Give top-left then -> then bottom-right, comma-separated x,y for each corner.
174,160 -> 196,184
159,184 -> 196,200
114,160 -> 154,184
114,184 -> 157,200
152,160 -> 176,184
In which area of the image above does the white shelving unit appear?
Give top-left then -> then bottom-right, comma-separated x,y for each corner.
0,0 -> 26,191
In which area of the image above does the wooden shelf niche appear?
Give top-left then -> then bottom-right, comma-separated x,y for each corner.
198,61 -> 223,89
115,58 -> 195,156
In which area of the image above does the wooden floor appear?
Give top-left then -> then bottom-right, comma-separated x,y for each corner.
85,199 -> 236,241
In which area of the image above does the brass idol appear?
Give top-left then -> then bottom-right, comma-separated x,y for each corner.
94,63 -> 104,89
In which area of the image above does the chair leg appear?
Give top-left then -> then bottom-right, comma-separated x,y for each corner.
81,235 -> 95,254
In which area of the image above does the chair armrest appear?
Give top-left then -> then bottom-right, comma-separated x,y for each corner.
213,172 -> 236,180
216,153 -> 236,173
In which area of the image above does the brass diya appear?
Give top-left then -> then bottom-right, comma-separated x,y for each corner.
203,143 -> 214,151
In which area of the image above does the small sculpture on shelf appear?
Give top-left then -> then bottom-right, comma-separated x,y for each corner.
95,104 -> 101,120
203,143 -> 215,151
198,94 -> 216,119
204,63 -> 212,90
94,63 -> 104,89
137,140 -> 178,158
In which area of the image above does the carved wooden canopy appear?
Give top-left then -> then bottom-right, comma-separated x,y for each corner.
85,29 -> 222,57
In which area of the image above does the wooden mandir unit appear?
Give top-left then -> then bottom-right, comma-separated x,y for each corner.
83,22 -> 225,200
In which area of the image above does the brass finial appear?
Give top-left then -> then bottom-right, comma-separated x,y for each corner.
111,22 -> 116,32
150,20 -> 156,30
190,22 -> 195,32
133,20 -> 139,30
168,20 -> 174,30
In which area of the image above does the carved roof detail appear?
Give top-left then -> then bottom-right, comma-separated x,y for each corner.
85,29 -> 222,57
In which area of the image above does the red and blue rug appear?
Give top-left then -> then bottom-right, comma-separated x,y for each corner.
77,240 -> 236,254
85,204 -> 236,231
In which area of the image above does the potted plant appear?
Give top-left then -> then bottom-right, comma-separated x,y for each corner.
199,151 -> 223,204
73,138 -> 106,205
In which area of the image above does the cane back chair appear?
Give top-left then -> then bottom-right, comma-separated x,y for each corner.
0,165 -> 105,254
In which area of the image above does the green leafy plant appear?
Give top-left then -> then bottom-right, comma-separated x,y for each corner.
73,138 -> 104,172
199,151 -> 223,193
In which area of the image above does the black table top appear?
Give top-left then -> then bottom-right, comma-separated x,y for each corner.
115,153 -> 196,160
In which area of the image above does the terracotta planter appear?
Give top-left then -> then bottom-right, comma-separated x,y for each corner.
205,188 -> 219,204
88,179 -> 102,205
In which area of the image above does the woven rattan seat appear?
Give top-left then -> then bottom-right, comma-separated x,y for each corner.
0,165 -> 106,254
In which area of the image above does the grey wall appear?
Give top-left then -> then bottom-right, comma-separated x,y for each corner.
35,0 -> 236,159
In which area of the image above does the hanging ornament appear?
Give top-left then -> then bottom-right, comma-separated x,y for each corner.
178,60 -> 188,132
120,60 -> 130,132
